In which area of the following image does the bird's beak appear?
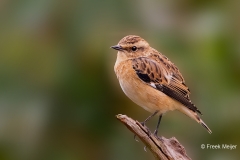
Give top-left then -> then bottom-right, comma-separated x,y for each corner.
111,45 -> 123,51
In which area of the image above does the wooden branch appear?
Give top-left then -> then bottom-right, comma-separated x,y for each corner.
116,114 -> 191,160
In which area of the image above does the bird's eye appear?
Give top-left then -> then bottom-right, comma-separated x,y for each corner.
131,46 -> 137,51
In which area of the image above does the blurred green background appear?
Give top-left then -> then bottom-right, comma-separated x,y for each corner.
0,0 -> 239,160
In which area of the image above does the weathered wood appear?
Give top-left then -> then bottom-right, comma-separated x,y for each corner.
116,114 -> 191,160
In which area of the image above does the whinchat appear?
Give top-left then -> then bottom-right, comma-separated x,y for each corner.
111,35 -> 212,135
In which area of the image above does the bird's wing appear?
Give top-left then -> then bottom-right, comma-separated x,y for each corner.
132,55 -> 202,114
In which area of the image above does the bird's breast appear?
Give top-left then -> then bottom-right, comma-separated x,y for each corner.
114,60 -> 178,114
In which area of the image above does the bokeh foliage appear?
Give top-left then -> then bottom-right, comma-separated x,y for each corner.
0,0 -> 239,159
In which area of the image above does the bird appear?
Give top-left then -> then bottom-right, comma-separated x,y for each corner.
111,35 -> 212,135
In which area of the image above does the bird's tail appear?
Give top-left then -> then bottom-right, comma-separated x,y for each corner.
178,107 -> 212,134
199,118 -> 212,134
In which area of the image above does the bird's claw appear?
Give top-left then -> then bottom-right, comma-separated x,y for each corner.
134,134 -> 139,142
144,146 -> 147,152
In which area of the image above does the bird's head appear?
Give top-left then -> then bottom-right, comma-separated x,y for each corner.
111,35 -> 150,59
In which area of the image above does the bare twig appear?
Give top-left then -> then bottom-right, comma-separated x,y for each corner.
116,114 -> 191,160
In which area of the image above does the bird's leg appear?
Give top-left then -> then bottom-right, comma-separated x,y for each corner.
134,111 -> 159,140
140,111 -> 159,136
141,110 -> 159,126
153,114 -> 162,137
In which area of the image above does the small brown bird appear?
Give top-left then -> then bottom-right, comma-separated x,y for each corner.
111,35 -> 212,135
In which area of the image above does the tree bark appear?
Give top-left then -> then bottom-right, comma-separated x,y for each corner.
116,114 -> 192,160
